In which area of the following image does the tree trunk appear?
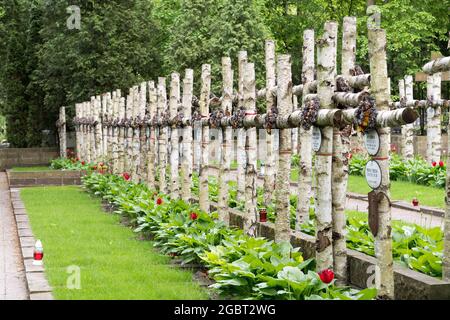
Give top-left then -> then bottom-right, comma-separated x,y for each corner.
170,73 -> 181,199
274,54 -> 293,243
199,65 -> 211,212
243,62 -> 258,234
181,70 -> 194,202
297,29 -> 314,229
315,21 -> 337,272
368,27 -> 395,300
218,58 -> 233,223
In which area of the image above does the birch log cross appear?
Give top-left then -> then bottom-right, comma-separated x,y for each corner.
243,62 -> 258,235
181,70 -> 194,203
297,30 -> 314,230
170,73 -> 181,199
57,106 -> 67,159
263,40 -> 277,212
314,21 -> 338,272
218,59 -> 233,224
423,54 -> 450,281
199,64 -> 211,212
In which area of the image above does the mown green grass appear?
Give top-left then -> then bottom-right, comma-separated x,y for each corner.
20,186 -> 209,300
346,175 -> 445,209
291,168 -> 445,209
12,166 -> 54,172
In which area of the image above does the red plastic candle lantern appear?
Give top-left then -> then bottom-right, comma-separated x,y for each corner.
259,208 -> 267,223
33,240 -> 44,266
412,198 -> 419,207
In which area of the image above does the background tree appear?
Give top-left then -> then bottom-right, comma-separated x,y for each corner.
161,0 -> 271,94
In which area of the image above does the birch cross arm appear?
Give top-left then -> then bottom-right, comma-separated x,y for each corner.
151,108 -> 341,129
255,73 -> 371,99
342,107 -> 418,128
390,99 -> 450,109
422,56 -> 450,74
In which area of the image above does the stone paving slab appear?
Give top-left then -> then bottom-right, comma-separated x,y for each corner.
24,259 -> 45,273
19,236 -> 36,248
30,292 -> 53,300
18,228 -> 33,238
27,272 -> 52,293
0,172 -> 29,300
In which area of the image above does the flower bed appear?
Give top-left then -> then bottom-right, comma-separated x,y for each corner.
202,175 -> 443,278
82,172 -> 376,300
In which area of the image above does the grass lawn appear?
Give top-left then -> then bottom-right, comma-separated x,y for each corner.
12,166 -> 54,172
347,175 -> 445,209
20,186 -> 209,300
291,168 -> 444,209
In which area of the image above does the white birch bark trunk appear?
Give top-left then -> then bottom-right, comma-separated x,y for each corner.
199,65 -> 211,212
111,91 -> 119,173
331,16 -> 355,285
297,30 -> 314,229
243,62 -> 258,234
101,94 -> 108,161
218,58 -> 233,223
427,73 -> 442,163
131,86 -> 141,183
147,81 -> 158,190
126,93 -> 134,175
138,82 -> 147,182
264,40 -> 276,210
236,51 -> 247,203
89,98 -> 96,163
423,56 -> 450,74
368,28 -> 395,299
94,96 -> 103,163
170,73 -> 181,199
444,112 -> 450,281
274,54 -> 293,242
402,75 -> 414,160
59,106 -> 67,158
75,103 -> 82,159
314,21 -> 337,271
158,78 -> 168,194
118,97 -> 126,174
181,70 -> 194,202
106,93 -> 113,165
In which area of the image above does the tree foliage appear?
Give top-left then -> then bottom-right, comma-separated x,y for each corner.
0,0 -> 448,146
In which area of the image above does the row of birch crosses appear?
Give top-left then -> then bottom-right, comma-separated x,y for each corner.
65,18 -> 423,299
392,73 -> 450,163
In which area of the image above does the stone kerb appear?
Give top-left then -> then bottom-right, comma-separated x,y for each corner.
9,188 -> 53,300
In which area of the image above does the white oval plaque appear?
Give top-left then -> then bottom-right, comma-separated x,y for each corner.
311,126 -> 322,152
364,129 -> 380,156
365,160 -> 382,189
